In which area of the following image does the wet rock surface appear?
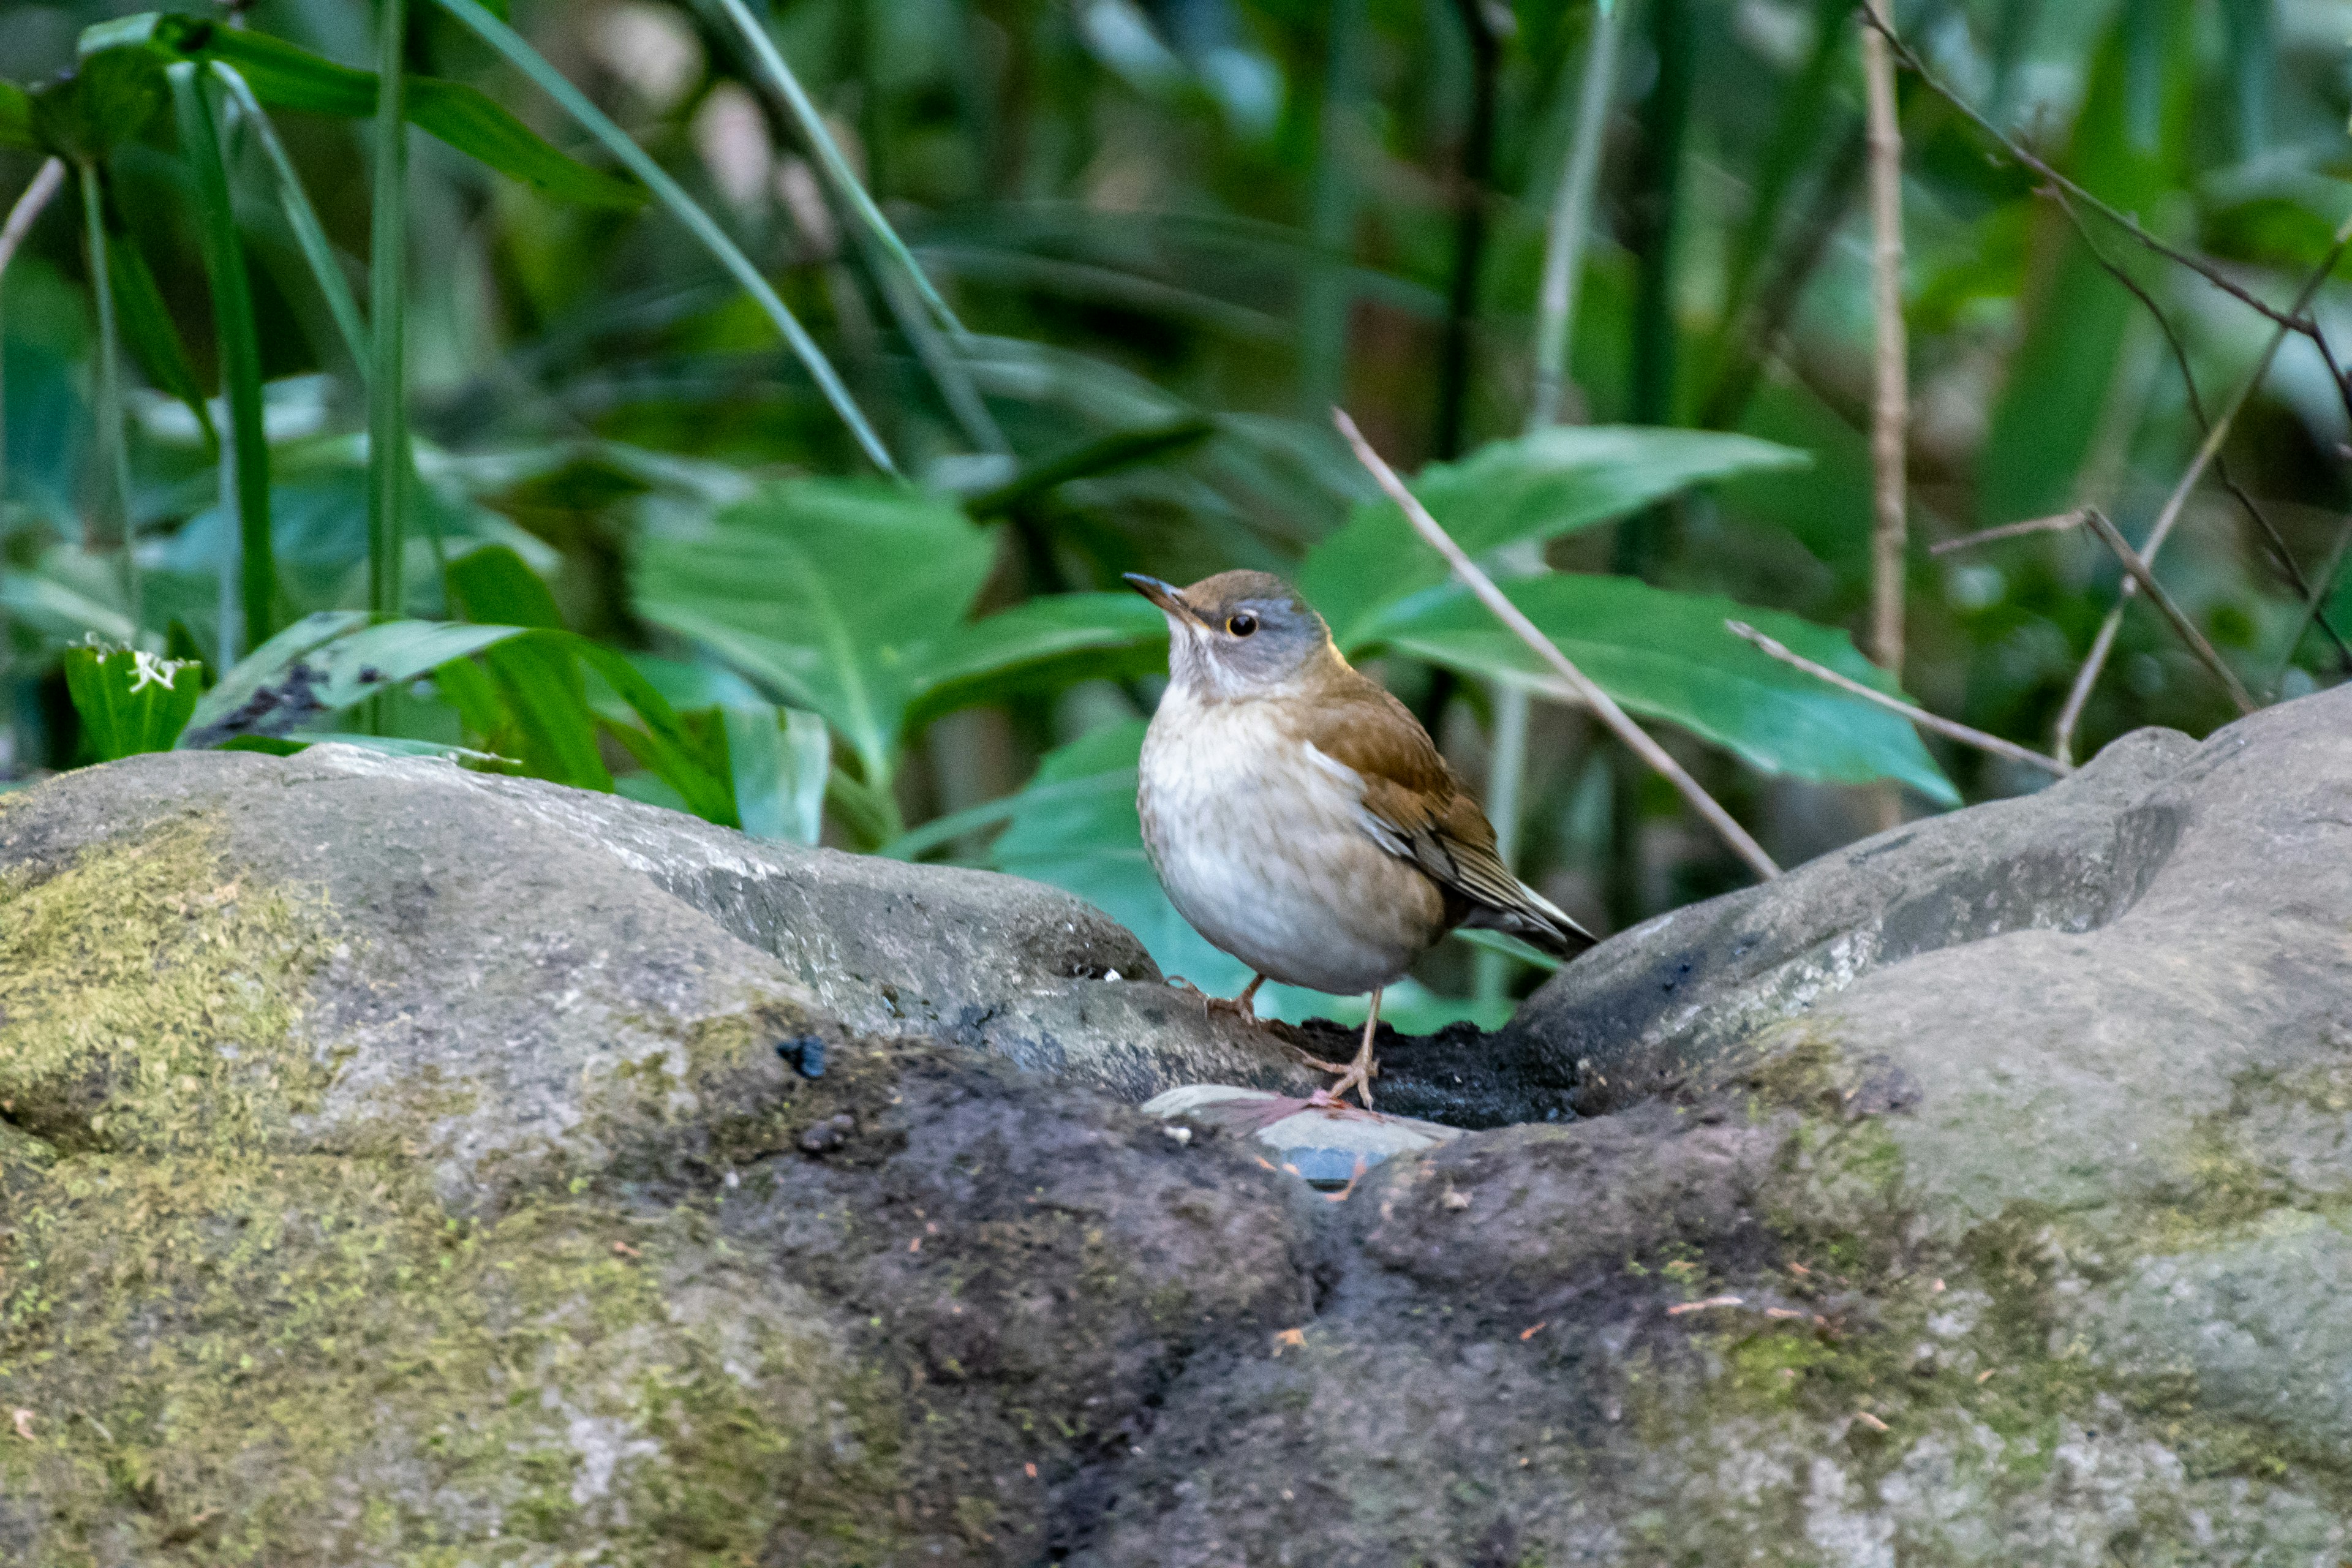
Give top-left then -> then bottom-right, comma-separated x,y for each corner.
0,687 -> 2347,1564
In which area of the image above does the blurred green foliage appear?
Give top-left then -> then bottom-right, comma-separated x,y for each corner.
1,0 -> 2346,1026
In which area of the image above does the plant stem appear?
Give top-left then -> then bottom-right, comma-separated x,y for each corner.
1724,619 -> 2070,776
1860,2 -> 1906,828
1336,407 -> 1780,882
1618,0 -> 1694,573
212,64 -> 369,379
369,0 -> 409,639
702,0 -> 961,335
172,62 -> 276,658
2051,210 -> 2352,761
0,157 -> 64,768
1471,672 -> 1531,1005
1298,0 -> 1366,417
1528,0 -> 1618,431
434,0 -> 895,475
2077,507 -> 2257,715
78,164 -> 139,637
1435,0 -> 1500,460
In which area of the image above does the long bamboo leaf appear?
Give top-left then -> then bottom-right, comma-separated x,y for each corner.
91,14 -> 643,208
100,186 -> 217,451
430,0 -> 896,475
169,61 -> 273,655
76,165 -> 138,632
211,63 -> 367,375
701,0 -> 962,335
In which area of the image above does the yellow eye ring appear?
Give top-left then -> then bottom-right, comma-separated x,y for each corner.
1226,612 -> 1258,637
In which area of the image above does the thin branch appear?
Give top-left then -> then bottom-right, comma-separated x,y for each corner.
2046,185 -> 2351,661
1861,3 -> 1906,681
2274,513 -> 2352,692
1725,619 -> 2070,776
1863,8 -> 2324,348
2051,209 -> 2352,762
0,157 -> 66,535
0,157 -> 62,281
1929,511 -> 2086,555
1333,407 -> 1782,882
2078,507 -> 2258,715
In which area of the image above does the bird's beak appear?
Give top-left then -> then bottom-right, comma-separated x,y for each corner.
1123,573 -> 1204,627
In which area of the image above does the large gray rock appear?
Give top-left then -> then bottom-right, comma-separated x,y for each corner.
1,687 -> 2348,1566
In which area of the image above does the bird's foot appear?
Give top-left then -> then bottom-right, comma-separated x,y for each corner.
1167,973 -> 1268,1027
1314,1051 -> 1378,1112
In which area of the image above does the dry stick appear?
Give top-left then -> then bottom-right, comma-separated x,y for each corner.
1332,407 -> 1782,882
1862,10 -> 2317,349
1861,5 -> 1905,679
2047,186 -> 2351,662
2078,507 -> 2258,715
2051,213 -> 2352,762
1860,4 -> 1906,832
1725,619 -> 2070,777
1929,511 -> 2087,556
2275,514 -> 2352,690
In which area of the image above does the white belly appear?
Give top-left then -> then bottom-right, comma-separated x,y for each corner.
1138,699 -> 1442,996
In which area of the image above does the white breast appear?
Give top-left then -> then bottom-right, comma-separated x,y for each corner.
1137,696 -> 1443,997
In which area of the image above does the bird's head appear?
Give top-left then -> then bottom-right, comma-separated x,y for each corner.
1123,570 -> 1341,703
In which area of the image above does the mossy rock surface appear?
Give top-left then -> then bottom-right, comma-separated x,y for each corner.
1,690 -> 2349,1564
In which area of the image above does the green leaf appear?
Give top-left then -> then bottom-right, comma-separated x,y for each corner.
964,417 -> 1217,518
428,0 -> 892,471
170,59 -> 275,653
1297,426 -> 1810,650
94,13 -> 644,208
721,704 -> 829,844
102,197 -> 217,453
631,479 -> 995,783
0,83 -> 40,152
221,731 -> 509,763
567,639 -> 737,824
1383,575 -> 1959,805
906,592 -> 1168,731
446,543 -> 564,629
181,612 -> 524,747
473,633 -> 612,790
63,644 -> 202,761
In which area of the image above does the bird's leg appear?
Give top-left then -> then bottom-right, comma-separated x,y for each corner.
1315,988 -> 1383,1110
1169,972 -> 1268,1025
1207,973 -> 1267,1021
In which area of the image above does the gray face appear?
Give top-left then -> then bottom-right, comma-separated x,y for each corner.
1125,570 -> 1333,701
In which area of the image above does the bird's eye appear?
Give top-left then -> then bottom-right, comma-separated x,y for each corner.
1226,612 -> 1258,638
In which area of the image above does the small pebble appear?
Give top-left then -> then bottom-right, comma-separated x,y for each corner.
798,1113 -> 854,1155
775,1035 -> 827,1079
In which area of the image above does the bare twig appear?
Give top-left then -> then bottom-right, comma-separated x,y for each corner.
2274,514 -> 2352,692
2078,507 -> 2257,715
1725,619 -> 2071,777
2046,186 -> 2350,660
2051,210 -> 2352,761
1861,4 -> 1907,831
1929,511 -> 2087,555
0,158 -> 62,281
1333,407 -> 1782,882
1862,10 -> 2324,350
1861,6 -> 1905,674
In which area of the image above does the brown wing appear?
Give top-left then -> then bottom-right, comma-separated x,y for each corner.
1283,671 -> 1597,958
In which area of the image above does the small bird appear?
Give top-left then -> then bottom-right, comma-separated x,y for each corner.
1125,569 -> 1596,1108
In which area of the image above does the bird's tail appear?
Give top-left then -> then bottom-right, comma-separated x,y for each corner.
1460,878 -> 1598,960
